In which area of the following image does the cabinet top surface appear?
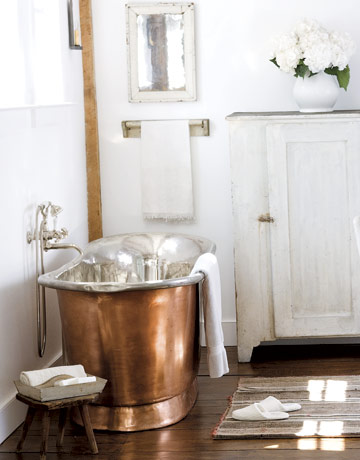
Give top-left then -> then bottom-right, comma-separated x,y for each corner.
226,110 -> 360,121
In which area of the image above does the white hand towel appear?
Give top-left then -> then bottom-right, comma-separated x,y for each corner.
20,365 -> 87,387
140,120 -> 194,220
191,253 -> 229,378
353,216 -> 360,256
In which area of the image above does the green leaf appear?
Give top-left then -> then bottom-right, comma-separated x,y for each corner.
325,65 -> 350,90
337,65 -> 350,91
294,59 -> 309,78
324,67 -> 338,76
270,57 -> 280,68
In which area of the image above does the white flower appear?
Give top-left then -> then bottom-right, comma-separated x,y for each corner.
270,32 -> 302,73
304,42 -> 333,73
270,19 -> 356,75
295,18 -> 321,38
330,31 -> 356,69
276,48 -> 302,73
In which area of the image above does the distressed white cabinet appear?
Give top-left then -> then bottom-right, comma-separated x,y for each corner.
227,111 -> 360,362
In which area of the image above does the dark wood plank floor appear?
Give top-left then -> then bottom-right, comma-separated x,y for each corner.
2,345 -> 360,459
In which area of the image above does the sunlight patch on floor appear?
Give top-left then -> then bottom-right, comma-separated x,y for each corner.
296,420 -> 344,437
295,380 -> 348,451
320,438 -> 345,451
297,437 -> 345,451
307,380 -> 325,401
325,380 -> 347,401
296,420 -> 318,436
318,421 -> 344,437
307,378 -> 348,402
297,438 -> 317,450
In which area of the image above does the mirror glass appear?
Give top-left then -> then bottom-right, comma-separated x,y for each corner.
137,13 -> 186,92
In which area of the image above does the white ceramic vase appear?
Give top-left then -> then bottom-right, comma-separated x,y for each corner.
293,71 -> 339,113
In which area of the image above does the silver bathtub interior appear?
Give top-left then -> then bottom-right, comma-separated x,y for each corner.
38,232 -> 216,292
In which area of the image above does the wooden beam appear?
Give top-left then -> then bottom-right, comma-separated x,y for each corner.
79,0 -> 103,242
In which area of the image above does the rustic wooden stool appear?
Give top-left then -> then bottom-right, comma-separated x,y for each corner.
16,392 -> 99,459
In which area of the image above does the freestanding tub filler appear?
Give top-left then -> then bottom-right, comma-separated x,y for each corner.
39,233 -> 215,431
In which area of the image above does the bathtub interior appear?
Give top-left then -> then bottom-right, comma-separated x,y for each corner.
55,233 -> 215,284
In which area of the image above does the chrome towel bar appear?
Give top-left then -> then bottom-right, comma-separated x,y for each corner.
121,119 -> 210,138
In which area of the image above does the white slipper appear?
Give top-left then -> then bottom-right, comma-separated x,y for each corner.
232,403 -> 289,421
260,396 -> 301,412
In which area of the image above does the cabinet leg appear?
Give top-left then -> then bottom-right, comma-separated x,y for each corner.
237,344 -> 254,363
16,406 -> 36,452
79,404 -> 98,454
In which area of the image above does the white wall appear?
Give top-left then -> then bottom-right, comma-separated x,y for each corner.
0,1 -> 88,443
91,0 -> 360,346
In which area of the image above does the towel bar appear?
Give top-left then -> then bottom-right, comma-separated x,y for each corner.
122,119 -> 210,138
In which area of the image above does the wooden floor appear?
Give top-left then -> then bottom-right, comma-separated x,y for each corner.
2,345 -> 360,459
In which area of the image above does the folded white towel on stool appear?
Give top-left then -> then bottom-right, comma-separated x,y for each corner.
20,365 -> 87,387
140,120 -> 194,221
191,253 -> 229,378
54,376 -> 96,387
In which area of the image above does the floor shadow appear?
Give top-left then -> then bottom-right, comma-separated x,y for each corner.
251,344 -> 360,362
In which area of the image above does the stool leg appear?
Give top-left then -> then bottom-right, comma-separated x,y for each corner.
16,406 -> 36,452
57,407 -> 68,447
79,404 -> 98,454
40,410 -> 51,460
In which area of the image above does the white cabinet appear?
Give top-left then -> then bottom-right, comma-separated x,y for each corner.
227,112 -> 360,362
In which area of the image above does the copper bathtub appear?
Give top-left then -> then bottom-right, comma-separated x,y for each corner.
38,233 -> 215,431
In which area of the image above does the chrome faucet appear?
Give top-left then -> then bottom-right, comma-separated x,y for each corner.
27,201 -> 83,357
27,202 -> 82,255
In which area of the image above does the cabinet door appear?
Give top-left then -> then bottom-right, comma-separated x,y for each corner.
267,122 -> 360,337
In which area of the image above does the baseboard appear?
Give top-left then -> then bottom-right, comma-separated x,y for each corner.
200,320 -> 237,347
0,350 -> 63,444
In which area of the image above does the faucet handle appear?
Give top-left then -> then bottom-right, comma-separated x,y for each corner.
50,204 -> 63,217
49,227 -> 68,243
60,227 -> 68,239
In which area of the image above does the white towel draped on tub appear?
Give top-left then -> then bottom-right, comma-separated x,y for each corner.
140,120 -> 194,221
20,365 -> 87,387
191,253 -> 229,378
353,216 -> 360,256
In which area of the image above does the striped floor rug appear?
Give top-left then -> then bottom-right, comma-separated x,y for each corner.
212,375 -> 360,439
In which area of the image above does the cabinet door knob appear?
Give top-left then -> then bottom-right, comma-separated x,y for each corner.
258,213 -> 275,223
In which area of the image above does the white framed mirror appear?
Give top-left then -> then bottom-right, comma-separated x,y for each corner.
126,2 -> 196,102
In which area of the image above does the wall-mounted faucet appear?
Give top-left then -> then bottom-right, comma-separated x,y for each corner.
27,202 -> 83,357
27,202 -> 83,255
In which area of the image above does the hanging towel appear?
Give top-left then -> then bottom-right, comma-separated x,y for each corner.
20,364 -> 87,387
191,253 -> 229,378
140,120 -> 194,220
353,216 -> 360,256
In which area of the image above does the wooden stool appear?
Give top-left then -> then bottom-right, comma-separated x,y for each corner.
16,392 -> 99,459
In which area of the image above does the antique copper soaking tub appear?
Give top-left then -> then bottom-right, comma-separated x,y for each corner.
38,232 -> 215,431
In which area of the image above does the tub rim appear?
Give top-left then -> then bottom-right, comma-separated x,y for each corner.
38,231 -> 214,293
38,269 -> 205,292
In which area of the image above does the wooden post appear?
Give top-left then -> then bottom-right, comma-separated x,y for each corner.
79,0 -> 103,242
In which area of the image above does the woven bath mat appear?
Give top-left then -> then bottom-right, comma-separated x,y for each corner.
213,375 -> 360,439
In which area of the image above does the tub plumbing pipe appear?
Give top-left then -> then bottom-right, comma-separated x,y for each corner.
27,202 -> 83,357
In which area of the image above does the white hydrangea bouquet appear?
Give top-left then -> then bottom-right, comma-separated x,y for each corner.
270,19 -> 356,90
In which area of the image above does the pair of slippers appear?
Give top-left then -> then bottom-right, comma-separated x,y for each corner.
232,396 -> 301,421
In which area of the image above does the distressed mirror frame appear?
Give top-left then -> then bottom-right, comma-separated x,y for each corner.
126,2 -> 196,102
